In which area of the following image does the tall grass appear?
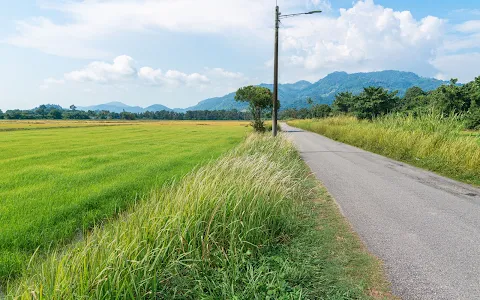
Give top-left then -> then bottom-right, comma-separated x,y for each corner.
7,135 -> 308,298
289,113 -> 480,185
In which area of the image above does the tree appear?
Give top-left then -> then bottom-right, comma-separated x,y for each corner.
332,92 -> 355,113
235,86 -> 276,132
48,109 -> 63,119
120,111 -> 136,120
311,104 -> 332,118
0,109 -> 3,119
465,95 -> 480,130
427,79 -> 467,115
36,104 -> 47,119
352,87 -> 399,120
70,104 -> 77,111
306,97 -> 314,118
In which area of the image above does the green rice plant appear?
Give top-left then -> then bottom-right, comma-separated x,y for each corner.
289,114 -> 480,186
0,122 -> 247,282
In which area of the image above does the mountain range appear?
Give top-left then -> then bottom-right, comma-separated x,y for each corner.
77,70 -> 448,113
78,102 -> 171,113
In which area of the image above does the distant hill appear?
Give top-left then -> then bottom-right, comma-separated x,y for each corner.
145,104 -> 171,112
78,102 -> 171,113
76,71 -> 449,113
183,70 -> 448,111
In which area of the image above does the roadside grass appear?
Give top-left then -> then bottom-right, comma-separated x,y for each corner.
7,134 -> 392,299
0,121 -> 247,282
289,114 -> 480,186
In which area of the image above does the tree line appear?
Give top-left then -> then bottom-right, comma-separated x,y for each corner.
280,77 -> 480,130
0,105 -> 250,121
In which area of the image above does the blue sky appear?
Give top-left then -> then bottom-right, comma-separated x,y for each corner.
1,0 -> 480,110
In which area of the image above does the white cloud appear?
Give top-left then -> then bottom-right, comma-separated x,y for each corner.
42,55 -> 251,90
9,0 -> 480,89
65,55 -> 137,83
138,67 -> 210,87
432,53 -> 480,83
278,0 -> 445,79
6,0 -> 279,59
455,20 -> 480,33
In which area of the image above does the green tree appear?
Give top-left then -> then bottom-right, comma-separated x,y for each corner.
36,105 -> 47,118
427,79 -> 467,115
400,86 -> 428,112
120,111 -> 136,120
353,87 -> 399,120
70,104 -> 77,111
465,96 -> 480,130
235,86 -> 276,132
0,109 -> 4,119
311,104 -> 332,118
332,92 -> 355,113
48,109 -> 63,119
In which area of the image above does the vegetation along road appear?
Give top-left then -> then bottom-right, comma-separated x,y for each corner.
282,122 -> 480,300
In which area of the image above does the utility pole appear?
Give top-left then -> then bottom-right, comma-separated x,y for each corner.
272,5 -> 280,137
271,6 -> 322,137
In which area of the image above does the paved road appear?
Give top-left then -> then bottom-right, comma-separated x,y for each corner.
282,123 -> 480,300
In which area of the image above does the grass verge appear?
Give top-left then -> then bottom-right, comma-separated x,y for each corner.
7,134 -> 391,299
289,115 -> 480,186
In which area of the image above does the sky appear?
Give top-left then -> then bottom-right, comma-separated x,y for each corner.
1,0 -> 480,111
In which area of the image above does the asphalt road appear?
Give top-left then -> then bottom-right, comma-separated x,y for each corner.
281,122 -> 480,300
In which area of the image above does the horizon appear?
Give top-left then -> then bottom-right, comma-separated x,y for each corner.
2,0 -> 480,110
1,69 -> 451,111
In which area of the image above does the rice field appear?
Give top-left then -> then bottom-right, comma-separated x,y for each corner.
0,121 -> 248,282
8,134 -> 391,299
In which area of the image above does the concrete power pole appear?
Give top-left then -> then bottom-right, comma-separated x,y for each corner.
271,6 -> 321,137
272,5 -> 280,137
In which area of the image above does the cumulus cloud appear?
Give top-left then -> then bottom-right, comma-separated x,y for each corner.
278,0 -> 445,79
6,0 -> 279,58
65,55 -> 137,83
42,55 -> 251,89
10,0 -> 480,85
138,67 -> 210,87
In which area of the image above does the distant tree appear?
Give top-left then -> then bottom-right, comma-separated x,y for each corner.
466,105 -> 480,130
306,97 -> 314,118
311,104 -> 332,118
70,104 -> 77,111
120,111 -> 136,120
427,79 -> 467,115
352,87 -> 400,120
235,86 -> 276,132
5,110 -> 24,119
332,92 -> 355,113
0,109 -> 3,119
36,104 -> 47,118
48,109 -> 63,119
399,86 -> 429,113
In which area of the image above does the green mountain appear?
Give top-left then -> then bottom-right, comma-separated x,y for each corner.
78,102 -> 171,113
77,71 -> 448,113
184,70 -> 447,111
